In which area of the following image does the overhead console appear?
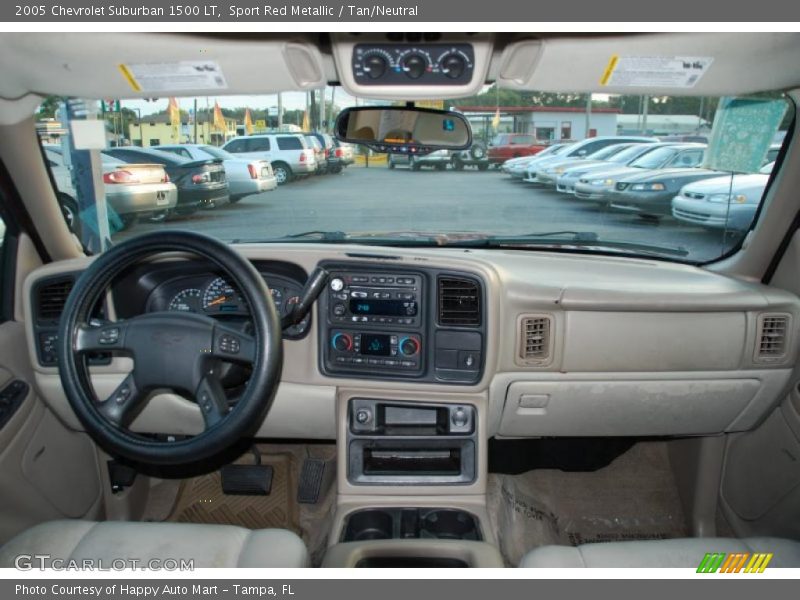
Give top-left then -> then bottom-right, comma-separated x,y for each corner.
318,262 -> 486,384
352,43 -> 475,86
331,33 -> 493,100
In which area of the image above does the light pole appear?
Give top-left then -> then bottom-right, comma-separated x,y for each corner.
133,108 -> 143,146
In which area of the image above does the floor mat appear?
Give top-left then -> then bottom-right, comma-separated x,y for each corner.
146,443 -> 337,567
167,451 -> 299,531
487,441 -> 689,566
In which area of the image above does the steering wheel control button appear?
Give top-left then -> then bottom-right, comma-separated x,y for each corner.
218,334 -> 240,354
99,327 -> 120,345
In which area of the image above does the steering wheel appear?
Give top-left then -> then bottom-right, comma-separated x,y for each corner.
57,231 -> 283,466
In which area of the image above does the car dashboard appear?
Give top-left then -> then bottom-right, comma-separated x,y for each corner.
21,243 -> 800,495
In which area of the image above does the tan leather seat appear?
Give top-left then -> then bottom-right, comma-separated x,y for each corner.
519,537 -> 800,568
0,520 -> 309,568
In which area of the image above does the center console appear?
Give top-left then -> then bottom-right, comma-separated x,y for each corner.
318,262 -> 486,384
347,399 -> 477,485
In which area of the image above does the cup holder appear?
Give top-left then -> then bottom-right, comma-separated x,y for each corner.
341,508 -> 481,542
419,509 -> 480,540
343,509 -> 394,541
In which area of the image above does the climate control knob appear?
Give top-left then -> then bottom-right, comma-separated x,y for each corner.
363,55 -> 388,79
441,53 -> 466,79
399,336 -> 420,356
403,54 -> 427,79
332,332 -> 353,352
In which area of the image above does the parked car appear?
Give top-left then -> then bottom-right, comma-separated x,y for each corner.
304,135 -> 328,174
573,143 -> 707,203
388,150 -> 451,171
222,133 -> 316,185
555,143 -> 672,194
660,134 -> 709,143
104,146 -> 229,213
331,138 -> 355,168
535,141 -> 656,187
305,132 -> 343,173
44,146 -> 178,232
608,167 -> 724,220
487,133 -> 547,166
451,141 -> 490,171
671,162 -> 774,231
502,144 -> 573,178
156,144 -> 277,202
524,136 -> 657,184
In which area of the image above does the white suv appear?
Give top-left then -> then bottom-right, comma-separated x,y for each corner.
222,133 -> 316,184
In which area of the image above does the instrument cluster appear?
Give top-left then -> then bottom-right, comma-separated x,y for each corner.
146,272 -> 309,338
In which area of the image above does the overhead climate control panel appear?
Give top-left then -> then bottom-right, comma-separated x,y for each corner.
352,43 -> 475,86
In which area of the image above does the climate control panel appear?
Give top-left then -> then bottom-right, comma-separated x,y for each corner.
329,331 -> 422,373
352,43 -> 475,86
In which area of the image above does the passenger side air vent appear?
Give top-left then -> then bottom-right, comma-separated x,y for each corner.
755,313 -> 791,362
35,278 -> 74,324
518,314 -> 554,366
437,276 -> 481,327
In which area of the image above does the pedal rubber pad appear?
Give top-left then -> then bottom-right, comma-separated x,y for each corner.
220,464 -> 273,496
297,458 -> 333,504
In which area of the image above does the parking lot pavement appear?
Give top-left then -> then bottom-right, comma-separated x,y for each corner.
114,166 -> 737,262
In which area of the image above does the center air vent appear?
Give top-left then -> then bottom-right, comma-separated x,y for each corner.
35,278 -> 74,324
437,276 -> 481,327
755,313 -> 791,362
518,314 -> 554,366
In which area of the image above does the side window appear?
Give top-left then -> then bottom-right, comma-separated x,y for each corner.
277,136 -> 303,151
225,140 -> 246,153
247,138 -> 271,152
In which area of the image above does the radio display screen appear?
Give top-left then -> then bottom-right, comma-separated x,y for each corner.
360,333 -> 392,356
349,299 -> 413,317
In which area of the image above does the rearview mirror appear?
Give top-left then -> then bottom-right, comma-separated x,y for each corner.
334,106 -> 472,155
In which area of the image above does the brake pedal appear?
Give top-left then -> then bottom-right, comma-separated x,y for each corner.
220,464 -> 273,496
297,458 -> 334,504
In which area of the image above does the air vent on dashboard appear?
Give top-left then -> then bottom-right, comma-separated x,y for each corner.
518,315 -> 554,365
437,277 -> 481,326
36,278 -> 74,323
755,313 -> 791,361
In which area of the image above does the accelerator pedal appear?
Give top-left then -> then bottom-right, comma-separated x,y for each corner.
297,457 -> 335,504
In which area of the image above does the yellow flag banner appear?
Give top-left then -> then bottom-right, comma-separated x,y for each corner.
168,97 -> 181,143
492,107 -> 501,130
213,101 -> 227,132
302,110 -> 310,132
244,108 -> 254,135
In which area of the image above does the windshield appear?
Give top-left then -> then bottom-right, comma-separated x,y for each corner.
628,146 -> 684,169
37,90 -> 792,263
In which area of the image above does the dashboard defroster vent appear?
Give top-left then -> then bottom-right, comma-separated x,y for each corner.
437,277 -> 481,327
35,278 -> 74,324
755,313 -> 791,362
518,314 -> 554,366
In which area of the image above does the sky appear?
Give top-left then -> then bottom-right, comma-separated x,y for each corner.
121,89 -> 360,117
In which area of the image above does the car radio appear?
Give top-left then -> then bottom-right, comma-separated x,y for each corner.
323,270 -> 425,376
327,271 -> 422,328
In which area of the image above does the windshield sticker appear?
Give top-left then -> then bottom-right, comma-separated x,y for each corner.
600,55 -> 713,88
118,61 -> 228,93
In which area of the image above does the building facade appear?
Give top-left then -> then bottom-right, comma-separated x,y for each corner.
128,114 -> 238,148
